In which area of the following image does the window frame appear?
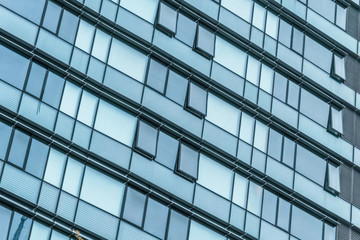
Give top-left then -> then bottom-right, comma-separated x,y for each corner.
327,105 -> 344,137
175,142 -> 199,181
156,2 -> 178,36
324,161 -> 341,195
185,81 -> 208,117
330,52 -> 346,82
193,24 -> 215,59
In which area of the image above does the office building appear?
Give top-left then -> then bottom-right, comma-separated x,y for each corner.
0,0 -> 359,239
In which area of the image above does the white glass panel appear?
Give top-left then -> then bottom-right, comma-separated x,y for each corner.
62,158 -> 84,196
108,39 -> 148,82
188,221 -> 225,240
333,54 -> 346,81
214,36 -> 247,77
247,181 -> 263,216
232,174 -> 248,208
120,0 -> 158,23
206,93 -> 240,135
60,81 -> 81,118
260,64 -> 273,94
94,99 -> 137,146
239,112 -> 255,144
221,0 -> 253,22
75,20 -> 95,53
327,163 -> 340,192
80,167 -> 124,216
44,149 -> 66,187
265,11 -> 279,39
254,120 -> 268,152
330,107 -> 343,134
198,154 -> 233,199
252,3 -> 266,30
246,56 -> 260,86
29,222 -> 50,240
92,29 -> 111,62
77,90 -> 98,126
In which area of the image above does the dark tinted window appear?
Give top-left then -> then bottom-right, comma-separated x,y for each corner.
135,121 -> 158,157
195,25 -> 215,57
146,59 -> 167,93
177,143 -> 199,180
122,187 -> 146,226
157,2 -> 177,35
186,82 -> 207,116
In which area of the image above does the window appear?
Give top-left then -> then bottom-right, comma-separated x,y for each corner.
167,210 -> 189,240
42,1 -> 61,33
291,206 -> 322,240
58,10 -> 79,43
134,120 -> 158,157
155,131 -> 179,169
80,167 -> 124,216
43,149 -> 66,187
75,20 -> 95,53
186,82 -> 207,117
156,2 -> 177,35
176,143 -> 199,180
335,4 -> 347,29
166,71 -> 188,105
7,130 -> 30,168
328,106 -> 343,136
122,187 -> 146,226
325,162 -> 340,194
176,13 -> 197,46
25,139 -> 49,178
331,53 -> 346,82
146,59 -> 167,93
25,62 -> 46,98
291,28 -> 304,55
194,25 -> 215,58
143,198 -> 169,239
42,72 -> 65,108
188,220 -> 225,240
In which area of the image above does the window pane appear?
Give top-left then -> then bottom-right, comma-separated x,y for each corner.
155,131 -> 178,169
62,158 -> 84,196
187,82 -> 207,116
253,120 -> 268,153
252,3 -> 266,29
239,112 -> 255,144
108,38 -> 148,82
332,54 -> 346,81
195,25 -> 215,57
25,139 -> 49,178
247,181 -> 263,216
135,120 -> 158,157
144,198 -> 168,239
58,10 -> 79,43
259,64 -> 274,94
122,187 -> 146,226
60,81 -> 81,117
157,2 -> 177,34
43,149 -> 66,187
8,130 -> 30,168
308,0 -> 335,22
279,20 -> 291,47
300,89 -> 329,127
167,210 -> 189,240
330,106 -> 343,135
29,221 -> 50,240
176,13 -> 196,46
146,59 -> 167,93
198,154 -> 233,199
0,122 -> 11,160
304,36 -> 332,72
282,137 -> 295,167
221,0 -> 253,22
245,212 -> 260,238
262,190 -> 277,224
80,167 -> 124,216
177,143 -> 199,180
77,90 -> 98,126
327,163 -> 340,193
277,198 -> 290,231
75,20 -> 95,53
214,36 -> 247,77
188,220 -> 225,240
8,213 -> 31,240
268,129 -> 282,160
291,206 -> 322,240
273,72 -> 287,102
246,56 -> 261,86
336,4 -> 347,29
265,11 -> 278,39
25,62 -> 46,98
291,28 -> 304,54
120,0 -> 158,23
42,72 -> 64,108
92,29 -> 111,62
296,145 -> 326,185
2,0 -> 45,24
166,71 -> 188,105
206,93 -> 240,135
0,44 -> 29,89
0,205 -> 11,239
287,80 -> 299,109
232,174 -> 248,208
94,99 -> 137,146
42,1 -> 61,33
324,223 -> 336,240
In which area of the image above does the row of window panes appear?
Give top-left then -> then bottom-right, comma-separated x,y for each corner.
0,40 -> 344,199
0,205 -> 71,240
0,122 -> 337,240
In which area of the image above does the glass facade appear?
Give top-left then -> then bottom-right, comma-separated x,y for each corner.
0,0 -> 359,239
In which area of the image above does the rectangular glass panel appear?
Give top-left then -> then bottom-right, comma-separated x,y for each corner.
44,149 -> 66,187
8,130 -> 30,168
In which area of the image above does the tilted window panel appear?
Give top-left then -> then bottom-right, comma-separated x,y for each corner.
176,143 -> 199,180
156,2 -> 177,36
325,162 -> 341,195
328,106 -> 344,136
331,53 -> 346,82
134,120 -> 158,158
